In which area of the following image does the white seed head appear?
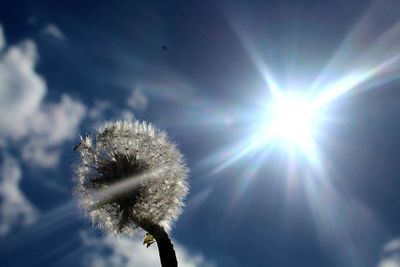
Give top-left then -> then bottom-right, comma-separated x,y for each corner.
73,120 -> 189,236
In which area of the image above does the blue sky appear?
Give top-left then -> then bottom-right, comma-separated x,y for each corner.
1,0 -> 400,266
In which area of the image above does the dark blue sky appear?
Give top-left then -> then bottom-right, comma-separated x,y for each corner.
1,0 -> 400,266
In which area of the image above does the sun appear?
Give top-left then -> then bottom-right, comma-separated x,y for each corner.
261,93 -> 320,149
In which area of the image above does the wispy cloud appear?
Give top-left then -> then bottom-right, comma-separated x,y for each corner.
127,88 -> 149,111
0,24 -> 5,50
88,100 -> 112,120
119,109 -> 135,121
80,230 -> 215,267
42,23 -> 66,41
378,238 -> 400,267
0,154 -> 38,236
21,95 -> 86,167
88,99 -> 135,126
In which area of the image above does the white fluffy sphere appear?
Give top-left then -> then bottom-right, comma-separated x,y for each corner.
74,120 -> 189,236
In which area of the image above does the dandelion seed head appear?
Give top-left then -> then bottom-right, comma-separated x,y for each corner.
74,120 -> 189,236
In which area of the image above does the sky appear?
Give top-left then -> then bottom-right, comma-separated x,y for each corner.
1,0 -> 400,266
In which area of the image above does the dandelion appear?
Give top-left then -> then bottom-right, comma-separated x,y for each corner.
73,120 -> 189,267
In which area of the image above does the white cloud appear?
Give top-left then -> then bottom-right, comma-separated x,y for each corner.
42,23 -> 66,40
88,100 -> 135,127
378,238 -> 400,267
0,38 -> 46,139
127,88 -> 148,111
0,24 -> 5,50
119,110 -> 135,121
0,154 -> 38,236
384,239 -> 400,254
21,95 -> 86,167
379,259 -> 400,267
80,231 -> 214,267
0,23 -> 86,168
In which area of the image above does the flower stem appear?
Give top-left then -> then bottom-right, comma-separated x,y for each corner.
151,225 -> 178,267
136,218 -> 178,267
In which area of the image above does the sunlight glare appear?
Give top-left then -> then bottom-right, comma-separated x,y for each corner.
262,93 -> 319,149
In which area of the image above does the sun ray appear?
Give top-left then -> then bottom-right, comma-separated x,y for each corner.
220,6 -> 283,100
312,54 -> 400,109
1,201 -> 80,250
310,0 -> 400,106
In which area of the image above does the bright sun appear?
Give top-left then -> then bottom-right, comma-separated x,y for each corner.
263,93 -> 319,148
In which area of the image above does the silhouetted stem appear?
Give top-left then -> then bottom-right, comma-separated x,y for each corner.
88,203 -> 178,267
151,224 -> 178,267
138,220 -> 178,267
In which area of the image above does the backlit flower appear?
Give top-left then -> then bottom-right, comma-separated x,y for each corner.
73,120 -> 189,236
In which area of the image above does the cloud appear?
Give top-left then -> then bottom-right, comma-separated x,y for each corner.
0,24 -> 5,50
127,88 -> 149,111
88,99 -> 135,127
80,231 -> 214,267
0,154 -> 38,236
21,95 -> 86,167
0,23 -> 86,168
88,100 -> 112,120
42,23 -> 66,40
379,259 -> 400,267
0,38 -> 46,139
27,16 -> 37,26
378,238 -> 400,267
119,110 -> 135,121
